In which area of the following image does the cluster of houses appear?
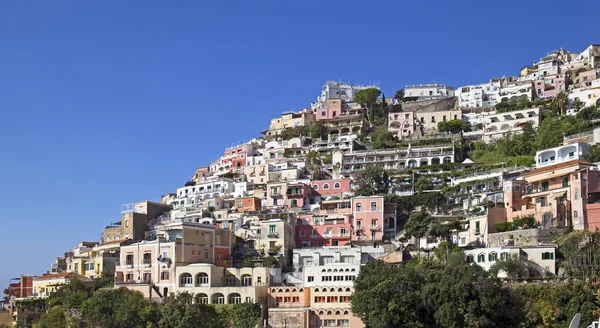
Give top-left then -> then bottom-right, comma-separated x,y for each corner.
4,44 -> 600,328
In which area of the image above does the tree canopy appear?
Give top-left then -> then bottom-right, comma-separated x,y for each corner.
354,164 -> 389,196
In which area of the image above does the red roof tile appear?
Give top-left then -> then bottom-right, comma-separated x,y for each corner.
524,160 -> 592,177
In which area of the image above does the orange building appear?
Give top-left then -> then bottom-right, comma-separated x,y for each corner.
234,196 -> 262,212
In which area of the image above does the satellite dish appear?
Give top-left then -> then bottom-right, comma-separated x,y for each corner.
568,313 -> 581,328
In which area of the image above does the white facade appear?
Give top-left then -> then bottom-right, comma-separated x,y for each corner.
404,84 -> 455,100
499,82 -> 533,101
456,82 -> 501,108
173,177 -> 235,209
310,134 -> 357,153
535,142 -> 591,169
569,80 -> 600,108
464,245 -> 557,275
483,107 -> 540,142
311,81 -> 379,110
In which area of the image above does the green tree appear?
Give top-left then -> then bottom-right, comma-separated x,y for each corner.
34,307 -> 68,328
585,144 -> 600,163
437,120 -> 469,134
242,256 -> 255,268
394,89 -> 404,103
550,91 -> 569,115
368,125 -> 397,149
48,278 -> 89,310
231,303 -> 261,328
404,210 -> 432,257
261,256 -> 280,268
354,88 -> 382,126
414,176 -> 433,193
354,164 -> 389,196
489,255 -> 544,279
81,288 -> 158,328
572,98 -> 586,110
99,269 -> 115,288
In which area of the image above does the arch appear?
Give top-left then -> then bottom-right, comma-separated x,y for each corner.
407,160 -> 417,168
351,268 -> 356,272
285,288 -> 290,293
329,288 -> 335,292
340,127 -> 350,134
419,158 -> 429,167
228,293 -> 242,304
558,144 -> 577,160
322,269 -> 326,273
345,268 -> 349,272
333,269 -> 337,273
330,129 -> 339,135
327,311 -> 333,315
345,288 -> 351,292
335,310 -> 341,315
352,126 -> 361,133
278,289 -> 283,293
327,269 -> 332,273
513,122 -> 521,128
477,253 -> 485,263
241,274 -> 252,286
314,288 -> 320,292
466,254 -> 474,263
443,157 -> 452,164
299,288 -> 304,292
163,287 -> 168,297
313,184 -> 319,190
195,272 -> 209,286
195,293 -> 208,304
431,157 -> 440,165
596,99 -> 600,106
537,149 -> 557,164
179,273 -> 193,287
323,183 -> 330,190
338,288 -> 343,292
344,311 -> 349,315
500,124 -> 510,131
488,252 -> 497,262
398,161 -> 406,168
212,293 -> 225,304
334,182 -> 341,189
487,125 -> 498,132
291,288 -> 297,292
319,310 -> 324,315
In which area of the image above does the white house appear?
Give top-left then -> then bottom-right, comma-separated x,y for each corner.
456,81 -> 501,108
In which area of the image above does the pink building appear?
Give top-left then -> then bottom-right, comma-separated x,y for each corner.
534,74 -> 566,99
286,183 -> 312,209
352,196 -> 385,242
311,178 -> 352,197
315,99 -> 360,121
210,142 -> 258,175
296,199 -> 353,247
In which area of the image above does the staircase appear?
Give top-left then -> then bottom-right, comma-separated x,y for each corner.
151,284 -> 164,299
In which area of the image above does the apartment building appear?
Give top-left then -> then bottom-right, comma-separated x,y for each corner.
310,134 -> 357,154
403,97 -> 462,134
311,178 -> 352,198
286,183 -> 313,209
465,245 -> 557,275
569,78 -> 600,108
234,196 -> 262,212
6,276 -> 34,299
404,84 -> 455,100
175,264 -> 272,305
262,109 -> 316,139
102,201 -> 171,244
237,212 -> 296,262
351,196 -> 388,242
115,221 -> 234,299
172,177 -> 235,209
333,145 -> 455,174
388,109 -> 415,138
482,107 -> 541,142
499,81 -> 533,101
504,159 -> 600,231
533,74 -> 566,99
311,81 -> 378,111
32,273 -> 94,298
456,81 -> 501,108
296,199 -> 353,247
210,141 -> 261,175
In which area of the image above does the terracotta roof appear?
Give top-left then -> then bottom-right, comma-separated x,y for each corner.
33,272 -> 87,281
103,239 -> 131,246
524,160 -> 593,176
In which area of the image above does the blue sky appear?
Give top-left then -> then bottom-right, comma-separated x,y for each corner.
0,0 -> 598,287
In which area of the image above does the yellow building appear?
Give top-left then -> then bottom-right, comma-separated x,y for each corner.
32,272 -> 95,298
262,109 -> 316,139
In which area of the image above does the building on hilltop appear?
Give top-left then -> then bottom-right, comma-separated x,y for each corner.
456,81 -> 501,108
101,201 -> 171,244
311,81 -> 379,111
404,84 -> 455,101
261,109 -> 316,140
464,245 -> 557,276
481,107 -> 541,142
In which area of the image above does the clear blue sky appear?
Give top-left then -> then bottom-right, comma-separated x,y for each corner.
0,0 -> 598,287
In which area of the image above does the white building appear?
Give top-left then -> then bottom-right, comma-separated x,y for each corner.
310,134 -> 357,154
464,245 -> 557,275
404,84 -> 455,100
456,81 -> 501,108
569,79 -> 600,108
172,177 -> 235,209
311,81 -> 379,111
483,107 -> 541,142
499,81 -> 533,102
535,142 -> 591,169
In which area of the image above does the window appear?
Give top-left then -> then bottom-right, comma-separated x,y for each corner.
312,229 -> 318,236
542,252 -> 554,260
125,219 -> 129,227
355,203 -> 362,212
313,184 -> 319,190
370,202 -> 377,211
161,271 -> 169,280
237,200 -> 243,208
324,320 -> 336,327
356,220 -> 362,229
196,273 -> 208,285
323,184 -> 330,190
326,296 -> 338,302
314,296 -> 326,303
371,219 -> 377,227
204,251 -> 209,260
269,225 -> 276,234
431,116 -> 436,123
334,182 -> 341,189
180,273 -> 193,286
340,228 -> 347,236
500,252 -> 508,260
338,319 -> 350,326
205,234 -> 209,242
322,276 -> 332,282
562,177 -> 569,188
574,211 -> 579,218
308,276 -> 314,282
488,252 -> 497,262
443,115 -> 447,121
421,117 -> 425,123
475,221 -> 480,234
477,254 -> 485,263
339,296 -> 350,303
290,199 -> 298,207
299,230 -> 306,237
321,111 -> 326,116
575,191 -> 579,200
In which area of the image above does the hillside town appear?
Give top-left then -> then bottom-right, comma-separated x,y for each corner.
4,44 -> 600,328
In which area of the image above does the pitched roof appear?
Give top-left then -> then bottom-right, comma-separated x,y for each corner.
524,159 -> 593,176
33,272 -> 87,281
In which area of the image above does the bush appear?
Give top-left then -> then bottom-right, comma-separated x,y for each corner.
513,216 -> 536,229
494,222 -> 514,232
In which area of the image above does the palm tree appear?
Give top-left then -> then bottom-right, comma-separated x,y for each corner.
551,92 -> 569,115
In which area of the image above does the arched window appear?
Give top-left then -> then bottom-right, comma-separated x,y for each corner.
334,182 -> 341,189
329,288 -> 335,292
322,269 -> 326,273
285,289 -> 290,293
195,293 -> 208,304
351,268 -> 356,272
292,288 -> 297,292
278,289 -> 283,293
314,288 -> 320,292
228,293 -> 241,304
195,273 -> 208,286
323,183 -> 330,190
333,269 -> 337,273
488,252 -> 497,262
477,253 -> 485,263
335,311 -> 341,315
345,288 -> 351,292
212,293 -> 224,304
319,311 -> 324,315
299,288 -> 304,292
241,274 -> 252,286
343,311 -> 349,315
327,311 -> 333,315
466,254 -> 474,263
313,184 -> 319,190
338,288 -> 343,292
179,273 -> 193,287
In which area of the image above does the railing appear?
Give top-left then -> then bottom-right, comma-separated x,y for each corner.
563,130 -> 593,141
267,232 -> 279,238
115,279 -> 153,285
369,225 -> 380,231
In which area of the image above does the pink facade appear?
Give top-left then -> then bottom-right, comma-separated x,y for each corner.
210,144 -> 255,174
351,196 -> 384,242
296,199 -> 353,247
534,74 -> 566,99
311,179 -> 352,197
286,183 -> 312,209
315,99 -> 360,121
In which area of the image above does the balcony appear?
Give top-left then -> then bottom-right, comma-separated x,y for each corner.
142,261 -> 152,268
369,225 -> 380,231
270,191 -> 282,197
267,231 -> 279,238
286,189 -> 304,197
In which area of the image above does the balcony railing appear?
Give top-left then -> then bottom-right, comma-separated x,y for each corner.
267,232 -> 279,238
370,225 -> 381,231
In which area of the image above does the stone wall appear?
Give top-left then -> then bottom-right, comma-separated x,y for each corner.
268,308 -> 308,328
487,228 -> 566,247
